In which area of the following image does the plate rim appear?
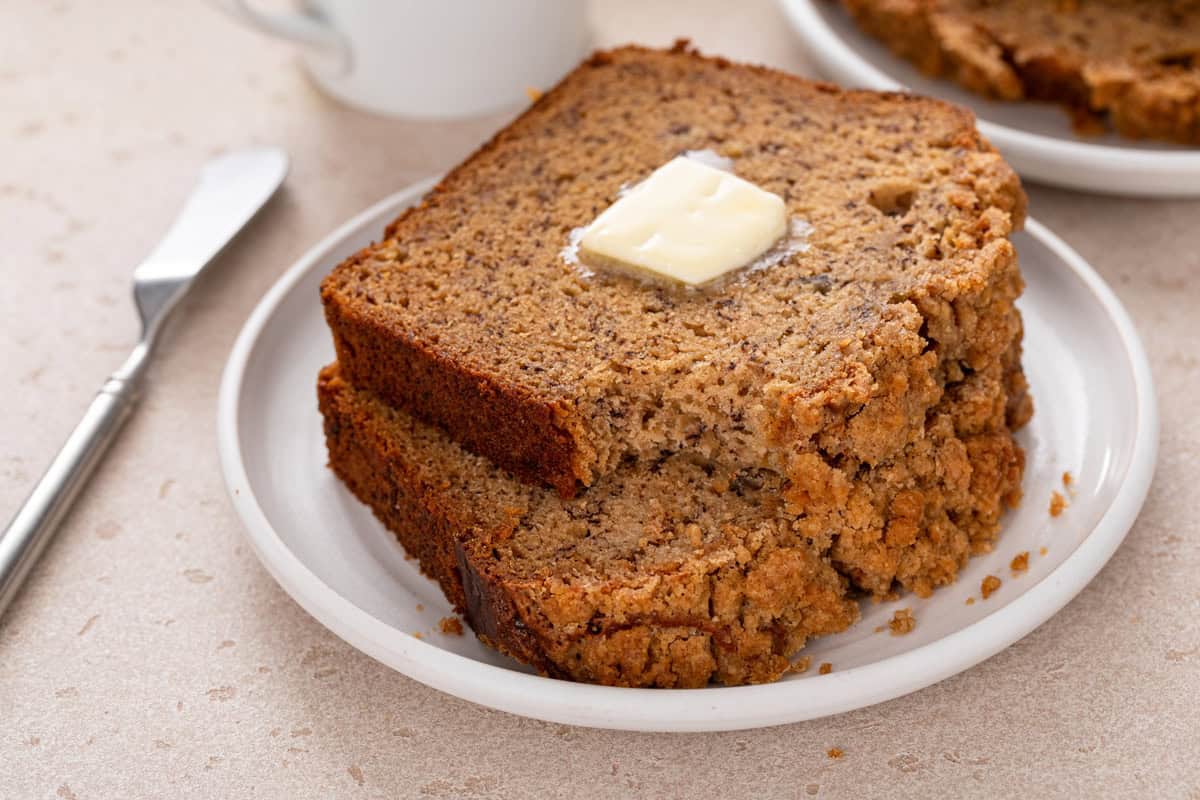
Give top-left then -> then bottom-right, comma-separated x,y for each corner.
777,0 -> 1200,196
217,181 -> 1159,732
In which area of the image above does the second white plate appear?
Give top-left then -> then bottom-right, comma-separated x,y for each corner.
779,0 -> 1200,197
218,181 -> 1157,732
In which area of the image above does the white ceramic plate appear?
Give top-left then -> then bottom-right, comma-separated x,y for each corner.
218,180 -> 1158,732
778,0 -> 1200,197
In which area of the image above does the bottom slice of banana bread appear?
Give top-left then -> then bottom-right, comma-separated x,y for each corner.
319,359 -> 1028,687
319,364 -> 859,687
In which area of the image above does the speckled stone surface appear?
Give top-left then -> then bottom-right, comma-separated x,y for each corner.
2,1 -> 1198,797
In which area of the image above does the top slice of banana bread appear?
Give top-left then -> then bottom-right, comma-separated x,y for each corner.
841,0 -> 1200,144
322,43 -> 1026,499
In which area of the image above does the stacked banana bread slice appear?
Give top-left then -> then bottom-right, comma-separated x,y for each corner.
318,43 -> 1032,686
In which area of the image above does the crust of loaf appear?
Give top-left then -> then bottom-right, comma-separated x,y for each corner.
324,285 -> 582,498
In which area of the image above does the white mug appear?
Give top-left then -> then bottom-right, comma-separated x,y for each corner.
216,0 -> 591,119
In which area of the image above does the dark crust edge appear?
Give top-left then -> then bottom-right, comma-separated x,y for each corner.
452,540 -> 568,679
320,40 -> 1024,500
323,285 -> 581,499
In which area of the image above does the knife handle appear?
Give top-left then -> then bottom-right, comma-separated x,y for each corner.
0,342 -> 151,619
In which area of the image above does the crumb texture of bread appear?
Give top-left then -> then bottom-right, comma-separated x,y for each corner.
322,44 -> 1027,502
841,0 -> 1200,144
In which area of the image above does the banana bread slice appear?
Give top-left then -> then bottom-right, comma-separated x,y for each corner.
322,43 -> 1027,500
318,364 -> 859,687
319,348 -> 1028,684
840,0 -> 1200,144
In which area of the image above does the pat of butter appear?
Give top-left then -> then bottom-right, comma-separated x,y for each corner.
578,156 -> 787,287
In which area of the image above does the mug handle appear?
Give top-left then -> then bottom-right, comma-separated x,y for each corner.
213,0 -> 347,57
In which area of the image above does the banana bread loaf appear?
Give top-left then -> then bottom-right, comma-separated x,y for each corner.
840,0 -> 1200,144
321,43 -> 1027,502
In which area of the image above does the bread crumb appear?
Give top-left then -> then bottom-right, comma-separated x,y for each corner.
888,608 -> 916,636
1010,551 -> 1029,574
1070,106 -> 1107,136
1062,471 -> 1073,487
415,603 -> 424,612
827,747 -> 844,759
965,597 -> 976,606
1039,546 -> 1048,556
719,141 -> 747,158
789,655 -> 812,674
439,616 -> 464,636
981,575 -> 1002,599
874,625 -> 886,634
412,632 -> 424,640
1049,491 -> 1067,517
525,86 -> 544,103
818,662 -> 832,675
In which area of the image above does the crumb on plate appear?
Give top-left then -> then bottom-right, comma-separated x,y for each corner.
525,86 -> 544,103
981,575 -> 1002,600
439,616 -> 464,635
790,655 -> 812,674
1039,546 -> 1048,556
965,596 -> 975,605
412,632 -> 424,640
819,662 -> 833,675
1070,106 -> 1107,136
1062,471 -> 1073,487
1049,491 -> 1067,517
888,608 -> 916,636
827,747 -> 844,759
1010,551 -> 1029,574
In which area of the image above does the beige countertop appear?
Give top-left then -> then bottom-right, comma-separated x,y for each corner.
2,1 -> 1198,797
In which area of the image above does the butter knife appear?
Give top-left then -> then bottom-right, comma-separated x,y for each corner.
0,147 -> 289,619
